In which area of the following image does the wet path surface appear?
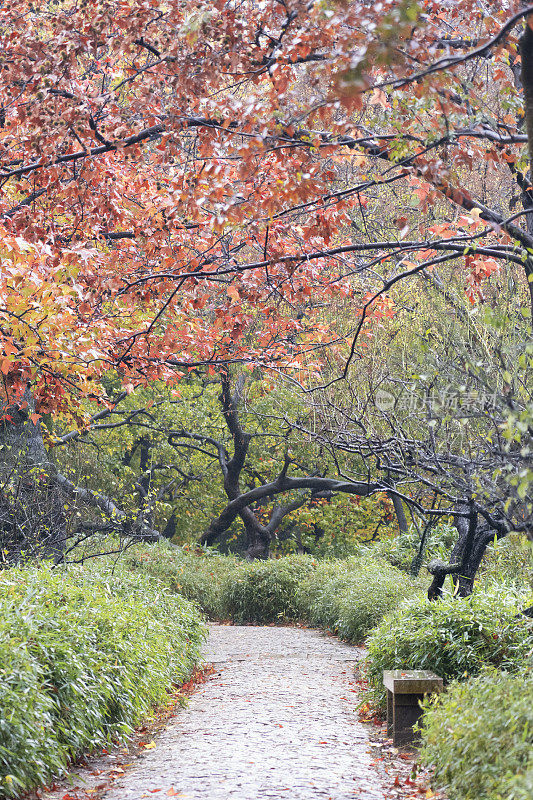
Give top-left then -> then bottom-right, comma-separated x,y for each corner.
102,624 -> 387,800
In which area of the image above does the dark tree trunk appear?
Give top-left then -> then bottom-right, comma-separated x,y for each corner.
427,503 -> 507,600
198,371 -> 383,557
241,506 -> 271,559
449,502 -> 478,597
410,519 -> 433,577
389,491 -> 409,535
162,510 -> 177,540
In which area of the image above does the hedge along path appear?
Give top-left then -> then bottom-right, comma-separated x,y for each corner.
102,624 -> 388,800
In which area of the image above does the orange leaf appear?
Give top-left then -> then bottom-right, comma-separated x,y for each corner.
227,285 -> 240,303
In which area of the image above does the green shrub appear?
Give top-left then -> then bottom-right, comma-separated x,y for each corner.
420,670 -> 533,800
507,768 -> 533,800
365,589 -> 533,707
297,558 -> 420,643
224,555 -> 317,623
0,565 -> 205,798
368,523 -> 457,573
295,558 -> 353,625
333,561 -> 422,643
477,532 -> 533,592
171,551 -> 242,619
97,540 -> 242,620
121,546 -> 417,636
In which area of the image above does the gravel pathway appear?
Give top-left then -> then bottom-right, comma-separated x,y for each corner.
103,624 -> 388,800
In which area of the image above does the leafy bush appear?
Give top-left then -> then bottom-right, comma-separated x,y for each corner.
477,532 -> 533,592
0,564 -> 205,798
171,551 -> 242,619
420,670 -> 533,800
224,555 -> 317,623
507,768 -> 533,800
119,545 -> 417,634
125,545 -> 415,636
368,523 -> 457,573
295,558 -> 354,625
333,561 -> 422,643
297,558 -> 421,643
98,540 -> 242,619
365,588 -> 533,707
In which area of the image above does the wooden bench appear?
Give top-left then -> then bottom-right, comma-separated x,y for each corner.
383,670 -> 443,747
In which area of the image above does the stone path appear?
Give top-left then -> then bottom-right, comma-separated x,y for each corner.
102,624 -> 387,800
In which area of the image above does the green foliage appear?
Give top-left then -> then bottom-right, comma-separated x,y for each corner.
115,541 -> 242,619
0,564 -> 205,798
420,670 -> 533,800
223,555 -> 317,623
118,543 -> 419,637
367,523 -> 456,573
294,558 -> 353,625
296,557 -> 421,643
507,768 -> 533,800
477,532 -> 533,592
334,561 -> 422,644
100,542 -> 417,636
365,588 -> 533,708
272,494 -> 398,559
55,377 -> 329,549
54,376 -> 401,557
172,551 -> 243,619
120,544 -> 417,636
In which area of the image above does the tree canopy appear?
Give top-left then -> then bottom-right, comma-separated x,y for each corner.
0,0 -> 531,570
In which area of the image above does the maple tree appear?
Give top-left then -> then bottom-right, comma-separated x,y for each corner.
0,0 -> 532,560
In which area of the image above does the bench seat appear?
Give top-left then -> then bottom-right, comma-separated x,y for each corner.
383,669 -> 443,747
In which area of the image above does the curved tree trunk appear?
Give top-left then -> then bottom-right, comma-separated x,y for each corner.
427,503 -> 507,599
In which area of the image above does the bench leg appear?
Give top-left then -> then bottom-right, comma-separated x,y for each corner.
386,689 -> 394,737
392,693 -> 424,747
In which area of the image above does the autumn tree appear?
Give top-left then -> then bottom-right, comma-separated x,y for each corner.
1,1 -> 533,558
